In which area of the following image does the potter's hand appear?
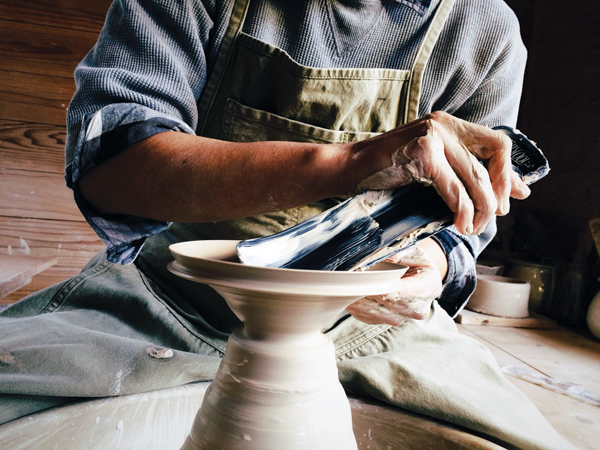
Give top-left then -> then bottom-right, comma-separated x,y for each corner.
349,111 -> 531,236
345,245 -> 443,326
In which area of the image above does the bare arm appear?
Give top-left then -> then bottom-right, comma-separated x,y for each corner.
79,131 -> 350,223
78,119 -> 428,224
79,112 -> 529,233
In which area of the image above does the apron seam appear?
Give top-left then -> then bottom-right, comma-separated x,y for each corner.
226,109 -> 342,142
223,99 -> 380,141
197,0 -> 251,134
404,0 -> 456,122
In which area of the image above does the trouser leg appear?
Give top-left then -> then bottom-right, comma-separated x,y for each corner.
0,257 -> 226,425
327,302 -> 575,450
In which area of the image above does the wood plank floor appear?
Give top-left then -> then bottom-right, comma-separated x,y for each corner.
459,324 -> 600,450
0,0 -> 109,302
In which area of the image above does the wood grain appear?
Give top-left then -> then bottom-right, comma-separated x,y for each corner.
0,216 -> 104,302
0,19 -> 99,78
0,120 -> 66,173
0,254 -> 57,298
0,167 -> 83,221
455,309 -> 557,329
2,268 -> 78,303
459,325 -> 600,450
0,0 -> 112,32
461,326 -> 600,397
0,216 -> 104,261
0,70 -> 74,125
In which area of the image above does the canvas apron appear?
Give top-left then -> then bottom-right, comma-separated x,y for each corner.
0,0 -> 574,448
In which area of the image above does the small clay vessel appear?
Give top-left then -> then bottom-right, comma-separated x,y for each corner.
168,240 -> 407,449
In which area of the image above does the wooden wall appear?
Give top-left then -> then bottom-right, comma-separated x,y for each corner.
0,0 -> 112,303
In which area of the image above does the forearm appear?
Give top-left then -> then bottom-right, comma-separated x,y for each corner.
79,131 -> 351,223
78,118 -> 434,224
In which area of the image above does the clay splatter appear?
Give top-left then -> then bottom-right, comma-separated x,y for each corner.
110,370 -> 124,395
146,346 -> 174,359
0,348 -> 16,366
19,237 -> 30,254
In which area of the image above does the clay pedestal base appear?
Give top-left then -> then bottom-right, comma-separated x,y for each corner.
168,240 -> 407,450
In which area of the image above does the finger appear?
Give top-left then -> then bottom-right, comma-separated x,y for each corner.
368,263 -> 442,301
405,131 -> 475,235
447,117 -> 514,216
428,154 -> 475,235
445,147 -> 497,234
376,297 -> 431,320
484,132 -> 512,215
386,245 -> 428,267
509,171 -> 531,199
452,118 -> 508,160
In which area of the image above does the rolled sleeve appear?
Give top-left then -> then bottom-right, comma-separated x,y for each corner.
66,104 -> 196,264
63,0 -> 227,264
431,220 -> 496,317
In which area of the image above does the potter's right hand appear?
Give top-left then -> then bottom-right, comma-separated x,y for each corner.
347,111 -> 531,236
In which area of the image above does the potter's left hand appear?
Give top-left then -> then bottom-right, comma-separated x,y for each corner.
345,244 -> 443,326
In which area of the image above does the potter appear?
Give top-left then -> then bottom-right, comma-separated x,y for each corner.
0,1 -> 576,449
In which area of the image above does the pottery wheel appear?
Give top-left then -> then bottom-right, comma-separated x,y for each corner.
168,240 -> 407,450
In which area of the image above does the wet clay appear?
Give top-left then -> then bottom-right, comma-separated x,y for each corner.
355,123 -> 444,193
168,240 -> 407,449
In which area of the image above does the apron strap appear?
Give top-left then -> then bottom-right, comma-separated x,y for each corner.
403,0 -> 457,124
197,0 -> 251,135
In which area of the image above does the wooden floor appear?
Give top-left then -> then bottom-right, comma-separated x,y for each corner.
459,324 -> 600,450
0,0 -> 110,302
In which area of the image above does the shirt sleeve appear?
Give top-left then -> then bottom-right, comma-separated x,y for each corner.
426,2 -> 528,316
431,221 -> 496,317
64,0 -> 227,264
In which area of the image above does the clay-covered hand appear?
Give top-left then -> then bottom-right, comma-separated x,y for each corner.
345,245 -> 443,326
350,111 -> 531,236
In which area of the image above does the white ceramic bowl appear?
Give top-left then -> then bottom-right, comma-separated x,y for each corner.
466,275 -> 531,318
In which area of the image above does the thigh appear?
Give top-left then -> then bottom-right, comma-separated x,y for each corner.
327,303 -> 574,450
0,256 -> 227,424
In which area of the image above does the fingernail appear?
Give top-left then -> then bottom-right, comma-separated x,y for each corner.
466,224 -> 473,235
521,183 -> 531,197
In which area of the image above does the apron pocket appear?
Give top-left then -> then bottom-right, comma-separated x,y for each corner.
222,98 -> 380,144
